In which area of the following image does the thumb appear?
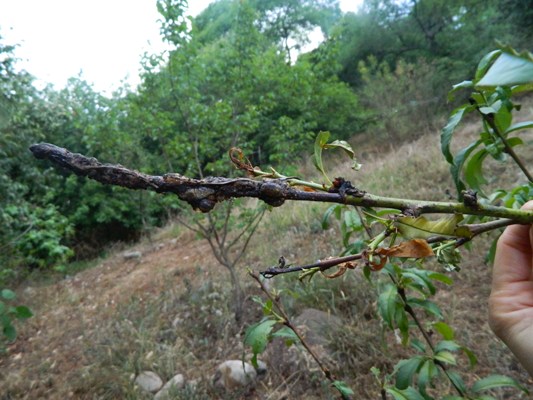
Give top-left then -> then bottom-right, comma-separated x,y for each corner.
492,201 -> 533,287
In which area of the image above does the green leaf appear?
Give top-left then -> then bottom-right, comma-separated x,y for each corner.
332,380 -> 355,397
494,104 -> 512,133
433,322 -> 455,340
435,243 -> 462,271
505,120 -> 533,135
464,149 -> 489,195
475,50 -> 502,81
313,131 -> 332,185
407,298 -> 442,319
322,205 -> 340,229
15,306 -> 33,319
448,80 -> 473,101
313,132 -> 362,183
472,374 -> 528,394
386,387 -> 426,400
395,307 -> 410,345
428,272 -> 453,286
344,209 -> 361,230
477,52 -> 533,87
410,338 -> 426,353
479,106 -> 496,115
417,359 -> 438,393
323,140 -> 362,171
271,326 -> 299,346
395,215 -> 464,240
378,284 -> 399,330
1,289 -> 16,300
462,346 -> 478,368
441,105 -> 474,164
262,299 -> 273,316
403,272 -> 435,296
502,136 -> 523,153
451,139 -> 483,198
244,319 -> 277,367
446,371 -> 467,394
394,356 -> 425,389
512,82 -> 533,94
3,322 -> 16,342
434,350 -> 456,365
435,340 -> 461,353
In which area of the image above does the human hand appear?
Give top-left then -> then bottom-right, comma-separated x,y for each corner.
489,201 -> 533,376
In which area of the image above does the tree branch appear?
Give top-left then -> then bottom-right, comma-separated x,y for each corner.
473,102 -> 533,183
248,271 -> 352,400
30,143 -> 533,223
259,218 -> 515,278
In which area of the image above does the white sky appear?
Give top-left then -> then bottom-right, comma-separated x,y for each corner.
0,0 -> 361,95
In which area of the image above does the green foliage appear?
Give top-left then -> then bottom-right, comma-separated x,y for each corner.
358,57 -> 448,140
0,288 -> 33,350
313,131 -> 360,185
440,47 -> 533,199
244,318 -> 277,368
2,204 -> 74,272
330,0 -> 525,89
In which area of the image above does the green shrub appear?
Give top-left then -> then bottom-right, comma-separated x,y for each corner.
1,203 -> 74,276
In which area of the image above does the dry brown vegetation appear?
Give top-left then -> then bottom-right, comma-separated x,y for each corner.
2,100 -> 533,399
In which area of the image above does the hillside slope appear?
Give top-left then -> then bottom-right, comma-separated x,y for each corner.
2,104 -> 533,399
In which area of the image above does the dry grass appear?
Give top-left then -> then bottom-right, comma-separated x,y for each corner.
2,98 -> 533,399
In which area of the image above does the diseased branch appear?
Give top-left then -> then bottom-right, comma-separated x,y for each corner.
30,143 -> 533,223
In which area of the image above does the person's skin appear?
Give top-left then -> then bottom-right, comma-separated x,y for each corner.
489,200 -> 533,376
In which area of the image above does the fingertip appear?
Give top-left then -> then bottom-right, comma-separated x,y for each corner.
523,200 -> 533,211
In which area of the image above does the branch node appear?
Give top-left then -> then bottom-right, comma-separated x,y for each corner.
259,180 -> 287,207
462,189 -> 478,209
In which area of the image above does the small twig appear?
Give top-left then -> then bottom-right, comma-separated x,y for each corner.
474,104 -> 533,183
249,271 -> 352,400
232,208 -> 266,266
260,218 -> 517,277
354,206 -> 373,238
260,253 -> 364,278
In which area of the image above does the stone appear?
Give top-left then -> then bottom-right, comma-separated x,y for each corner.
123,251 -> 142,260
154,374 -> 185,400
134,371 -> 163,393
293,308 -> 342,347
213,360 -> 257,390
254,359 -> 268,378
172,316 -> 183,328
263,308 -> 343,377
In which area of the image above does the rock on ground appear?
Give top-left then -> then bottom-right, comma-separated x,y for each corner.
294,308 -> 343,347
154,374 -> 185,399
122,251 -> 142,260
134,371 -> 163,393
213,360 -> 257,390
